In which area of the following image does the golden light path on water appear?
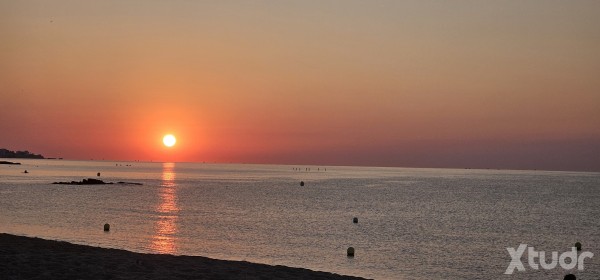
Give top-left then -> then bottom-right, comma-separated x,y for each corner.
150,162 -> 179,254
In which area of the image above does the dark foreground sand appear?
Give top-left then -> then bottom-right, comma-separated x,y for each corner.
0,234 -> 369,280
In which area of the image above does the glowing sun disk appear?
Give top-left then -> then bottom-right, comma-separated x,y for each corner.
163,134 -> 176,147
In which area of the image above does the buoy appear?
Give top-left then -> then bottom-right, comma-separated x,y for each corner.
300,181 -> 304,186
97,172 -> 101,177
353,217 -> 358,223
24,170 -> 28,173
575,242 -> 582,251
104,223 -> 110,232
347,247 -> 355,257
564,274 -> 576,280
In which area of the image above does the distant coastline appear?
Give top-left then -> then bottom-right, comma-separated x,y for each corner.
0,148 -> 44,159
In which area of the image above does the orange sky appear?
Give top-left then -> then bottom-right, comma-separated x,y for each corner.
1,1 -> 599,171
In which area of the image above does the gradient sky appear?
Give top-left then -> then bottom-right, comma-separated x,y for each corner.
1,1 -> 599,171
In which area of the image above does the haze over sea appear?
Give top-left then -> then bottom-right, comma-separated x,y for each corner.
1,159 -> 599,279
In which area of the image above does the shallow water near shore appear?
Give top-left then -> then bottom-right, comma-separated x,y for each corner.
1,159 -> 599,279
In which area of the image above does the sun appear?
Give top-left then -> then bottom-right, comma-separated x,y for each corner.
163,134 -> 176,147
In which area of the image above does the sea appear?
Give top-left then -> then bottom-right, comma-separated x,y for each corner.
1,159 -> 599,280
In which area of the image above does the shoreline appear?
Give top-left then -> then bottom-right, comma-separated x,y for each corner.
0,233 -> 369,280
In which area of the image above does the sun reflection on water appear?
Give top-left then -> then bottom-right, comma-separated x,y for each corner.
150,162 -> 179,254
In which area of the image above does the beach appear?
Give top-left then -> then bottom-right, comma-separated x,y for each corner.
0,234 -> 368,280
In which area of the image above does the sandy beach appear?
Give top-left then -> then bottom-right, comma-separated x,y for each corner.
0,234 -> 368,280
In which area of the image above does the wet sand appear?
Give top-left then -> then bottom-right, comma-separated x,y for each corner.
0,233 -> 368,280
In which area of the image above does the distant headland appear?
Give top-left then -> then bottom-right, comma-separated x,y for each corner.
0,148 -> 44,159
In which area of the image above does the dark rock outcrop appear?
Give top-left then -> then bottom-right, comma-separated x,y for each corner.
53,178 -> 143,185
53,178 -> 111,185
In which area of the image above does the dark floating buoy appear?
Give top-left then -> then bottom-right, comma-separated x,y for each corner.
564,273 -> 576,280
97,172 -> 101,177
347,247 -> 355,257
575,242 -> 582,251
104,223 -> 110,232
300,181 -> 304,186
23,170 -> 29,174
353,217 -> 358,223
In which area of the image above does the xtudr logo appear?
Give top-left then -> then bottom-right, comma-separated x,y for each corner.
505,244 -> 593,274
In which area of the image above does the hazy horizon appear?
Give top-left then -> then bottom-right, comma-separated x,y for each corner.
2,1 -> 599,171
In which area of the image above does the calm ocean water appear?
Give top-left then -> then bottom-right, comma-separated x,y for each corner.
1,159 -> 599,279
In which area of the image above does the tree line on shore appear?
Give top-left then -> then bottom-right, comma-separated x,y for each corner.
0,148 -> 44,159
